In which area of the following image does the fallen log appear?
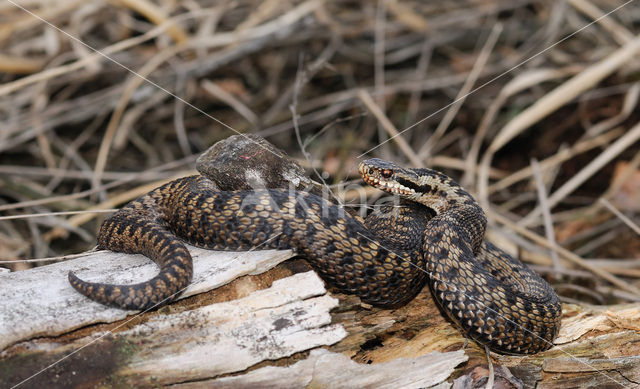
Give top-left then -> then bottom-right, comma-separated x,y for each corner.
2,247 -> 639,388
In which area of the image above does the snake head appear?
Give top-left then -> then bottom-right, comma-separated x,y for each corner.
359,158 -> 420,196
358,158 -> 467,213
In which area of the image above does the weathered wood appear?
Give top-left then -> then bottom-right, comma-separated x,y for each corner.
196,348 -> 468,389
2,247 -> 640,388
493,304 -> 640,388
117,271 -> 345,384
1,270 -> 348,388
311,288 -> 640,389
0,245 -> 294,351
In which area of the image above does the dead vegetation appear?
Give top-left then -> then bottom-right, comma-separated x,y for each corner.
2,0 -> 638,304
1,0 -> 639,373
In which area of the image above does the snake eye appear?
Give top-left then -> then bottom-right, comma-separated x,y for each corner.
368,168 -> 374,175
381,169 -> 392,178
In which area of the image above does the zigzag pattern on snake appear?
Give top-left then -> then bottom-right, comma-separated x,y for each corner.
69,158 -> 561,354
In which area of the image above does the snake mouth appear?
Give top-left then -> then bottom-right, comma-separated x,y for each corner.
359,160 -> 417,196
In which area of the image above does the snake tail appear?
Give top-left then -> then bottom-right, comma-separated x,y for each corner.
69,181 -> 194,310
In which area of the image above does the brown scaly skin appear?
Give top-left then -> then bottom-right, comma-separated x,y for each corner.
360,158 -> 561,354
69,158 -> 561,354
69,173 -> 429,310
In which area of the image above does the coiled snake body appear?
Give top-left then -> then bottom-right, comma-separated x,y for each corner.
69,158 -> 561,354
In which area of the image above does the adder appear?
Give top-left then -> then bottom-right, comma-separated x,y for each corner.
69,156 -> 562,354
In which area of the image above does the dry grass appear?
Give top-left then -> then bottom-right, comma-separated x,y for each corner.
0,0 -> 639,305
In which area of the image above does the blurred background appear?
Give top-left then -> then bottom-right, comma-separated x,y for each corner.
0,0 -> 639,306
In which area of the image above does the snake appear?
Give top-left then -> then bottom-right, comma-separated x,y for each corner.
69,157 -> 562,354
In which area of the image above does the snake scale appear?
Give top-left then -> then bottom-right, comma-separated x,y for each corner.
69,157 -> 561,354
